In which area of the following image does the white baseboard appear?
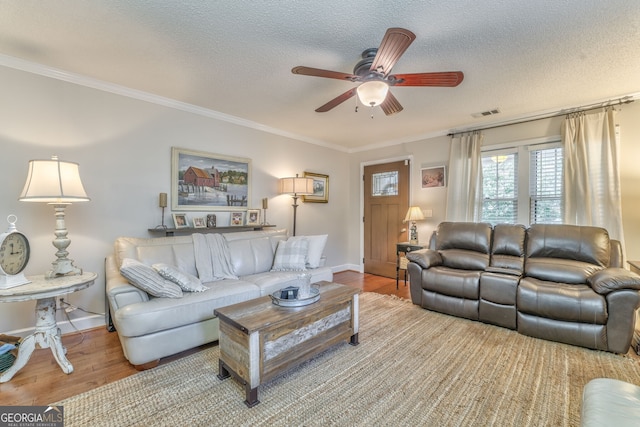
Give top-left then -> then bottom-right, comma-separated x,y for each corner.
4,314 -> 106,338
332,264 -> 363,273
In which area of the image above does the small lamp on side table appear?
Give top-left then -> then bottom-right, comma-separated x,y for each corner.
404,206 -> 425,245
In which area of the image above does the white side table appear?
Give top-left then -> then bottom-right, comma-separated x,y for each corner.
0,272 -> 97,383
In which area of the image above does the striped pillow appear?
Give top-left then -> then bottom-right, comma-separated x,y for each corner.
120,258 -> 183,298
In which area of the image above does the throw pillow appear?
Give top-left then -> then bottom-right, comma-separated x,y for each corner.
289,234 -> 328,268
152,263 -> 207,292
271,238 -> 308,272
120,258 -> 183,298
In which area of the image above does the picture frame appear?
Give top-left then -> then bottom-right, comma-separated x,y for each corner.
245,209 -> 260,226
206,214 -> 217,228
302,172 -> 329,203
171,147 -> 251,211
229,211 -> 244,226
421,166 -> 446,189
172,213 -> 189,229
192,216 -> 206,228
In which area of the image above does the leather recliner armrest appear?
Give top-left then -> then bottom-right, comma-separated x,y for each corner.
406,249 -> 443,269
588,267 -> 640,295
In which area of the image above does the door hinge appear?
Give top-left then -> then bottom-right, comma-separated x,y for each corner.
363,257 -> 365,264
362,216 -> 365,223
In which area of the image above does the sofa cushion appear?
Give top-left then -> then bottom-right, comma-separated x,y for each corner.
114,279 -> 260,337
526,224 -> 610,267
490,224 -> 526,272
517,277 -> 607,324
271,238 -> 308,271
114,236 -> 198,276
120,258 -> 183,298
436,222 -> 492,270
423,267 -> 481,300
152,263 -> 207,292
225,236 -> 273,276
525,258 -> 603,284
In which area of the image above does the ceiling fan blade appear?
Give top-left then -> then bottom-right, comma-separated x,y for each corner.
380,91 -> 403,116
370,28 -> 416,76
315,87 -> 358,112
292,66 -> 357,81
391,72 -> 464,87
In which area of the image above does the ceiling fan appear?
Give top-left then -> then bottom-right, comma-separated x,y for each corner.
292,28 -> 464,116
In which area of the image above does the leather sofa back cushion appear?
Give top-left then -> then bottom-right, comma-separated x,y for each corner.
526,224 -> 610,267
227,236 -> 276,276
436,222 -> 491,270
436,222 -> 492,253
490,224 -> 526,271
115,236 -> 198,277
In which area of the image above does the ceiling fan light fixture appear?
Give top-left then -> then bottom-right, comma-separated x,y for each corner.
357,81 -> 389,107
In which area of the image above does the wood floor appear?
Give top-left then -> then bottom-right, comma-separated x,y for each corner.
0,271 -> 408,406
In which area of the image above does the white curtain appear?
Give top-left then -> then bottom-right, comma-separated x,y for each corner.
562,108 -> 624,245
445,131 -> 483,222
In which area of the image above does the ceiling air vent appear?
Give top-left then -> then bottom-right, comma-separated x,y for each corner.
472,108 -> 501,118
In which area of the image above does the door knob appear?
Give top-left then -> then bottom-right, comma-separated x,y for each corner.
400,228 -> 407,233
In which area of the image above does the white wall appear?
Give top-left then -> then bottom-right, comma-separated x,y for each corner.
348,101 -> 640,268
0,65 -> 350,335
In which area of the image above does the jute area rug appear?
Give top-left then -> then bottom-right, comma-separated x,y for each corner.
55,292 -> 640,426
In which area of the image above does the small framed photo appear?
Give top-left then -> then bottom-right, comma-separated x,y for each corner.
172,213 -> 189,229
246,209 -> 260,226
193,216 -> 206,228
206,214 -> 217,228
421,166 -> 446,188
229,211 -> 244,226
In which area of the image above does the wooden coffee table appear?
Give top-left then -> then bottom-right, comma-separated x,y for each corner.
214,281 -> 359,407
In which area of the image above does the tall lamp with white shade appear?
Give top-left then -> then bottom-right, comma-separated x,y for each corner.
279,174 -> 314,236
19,156 -> 90,279
404,206 -> 425,245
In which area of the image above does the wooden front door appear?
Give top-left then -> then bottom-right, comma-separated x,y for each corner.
363,160 -> 410,278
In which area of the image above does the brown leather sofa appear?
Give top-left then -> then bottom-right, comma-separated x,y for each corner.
406,222 -> 640,353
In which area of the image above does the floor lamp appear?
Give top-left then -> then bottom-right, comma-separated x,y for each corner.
19,156 -> 90,278
279,174 -> 314,236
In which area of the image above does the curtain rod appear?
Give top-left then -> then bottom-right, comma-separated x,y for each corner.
448,95 -> 635,136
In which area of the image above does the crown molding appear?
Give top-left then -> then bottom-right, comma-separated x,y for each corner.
0,54 -> 349,153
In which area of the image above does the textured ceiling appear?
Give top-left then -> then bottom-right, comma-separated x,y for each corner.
1,0 -> 639,151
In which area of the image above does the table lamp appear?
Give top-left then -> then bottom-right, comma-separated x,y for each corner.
404,206 -> 425,245
19,156 -> 90,278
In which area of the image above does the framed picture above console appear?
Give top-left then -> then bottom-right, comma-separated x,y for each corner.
302,172 -> 329,203
171,147 -> 251,211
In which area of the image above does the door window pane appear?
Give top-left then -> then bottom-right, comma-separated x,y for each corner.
372,171 -> 398,196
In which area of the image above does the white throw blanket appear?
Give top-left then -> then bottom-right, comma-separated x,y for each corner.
192,234 -> 238,282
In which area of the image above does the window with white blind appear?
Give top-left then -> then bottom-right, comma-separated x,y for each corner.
481,142 -> 563,225
529,145 -> 563,224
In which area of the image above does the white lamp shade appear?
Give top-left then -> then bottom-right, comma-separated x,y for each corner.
279,176 -> 314,195
404,206 -> 425,222
357,81 -> 389,107
19,157 -> 90,203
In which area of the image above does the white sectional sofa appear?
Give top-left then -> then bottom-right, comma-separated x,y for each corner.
105,228 -> 332,368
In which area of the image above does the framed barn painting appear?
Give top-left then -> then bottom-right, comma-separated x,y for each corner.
171,147 -> 251,211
